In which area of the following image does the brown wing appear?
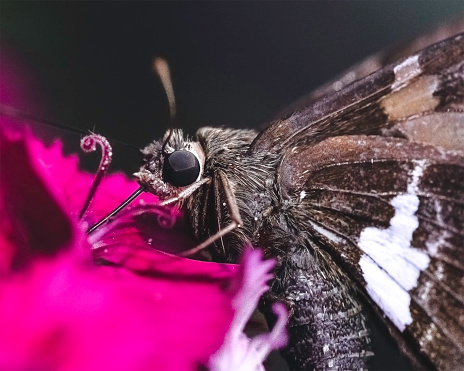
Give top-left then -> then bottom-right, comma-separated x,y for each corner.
263,28 -> 464,369
276,17 -> 464,117
251,32 -> 464,154
278,134 -> 464,369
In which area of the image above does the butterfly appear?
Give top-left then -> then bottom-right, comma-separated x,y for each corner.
3,19 -> 464,370
121,21 -> 464,370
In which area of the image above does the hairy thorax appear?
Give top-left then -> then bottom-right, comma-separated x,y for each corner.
185,127 -> 282,262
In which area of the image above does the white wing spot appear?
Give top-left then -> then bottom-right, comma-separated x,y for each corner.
342,71 -> 356,84
333,81 -> 343,91
309,221 -> 344,244
392,55 -> 421,90
299,190 -> 306,200
358,160 -> 430,331
425,229 -> 451,257
359,255 -> 413,331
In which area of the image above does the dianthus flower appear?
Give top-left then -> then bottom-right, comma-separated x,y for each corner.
0,122 -> 287,371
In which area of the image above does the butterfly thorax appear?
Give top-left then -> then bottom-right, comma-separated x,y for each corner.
186,127 -> 282,263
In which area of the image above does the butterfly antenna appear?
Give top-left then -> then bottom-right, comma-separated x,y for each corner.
0,103 -> 139,151
153,57 -> 176,154
0,104 -> 87,137
153,57 -> 176,123
88,58 -> 177,234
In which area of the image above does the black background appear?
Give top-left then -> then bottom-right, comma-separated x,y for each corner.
1,3 -> 463,369
1,1 -> 463,171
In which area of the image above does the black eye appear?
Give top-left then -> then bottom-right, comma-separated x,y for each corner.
163,150 -> 201,187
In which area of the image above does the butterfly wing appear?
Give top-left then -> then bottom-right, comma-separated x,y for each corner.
276,18 -> 464,117
261,31 -> 464,369
277,134 -> 464,368
251,32 -> 464,155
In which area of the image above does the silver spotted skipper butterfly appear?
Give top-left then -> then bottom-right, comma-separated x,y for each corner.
128,21 -> 464,370
3,19 -> 464,371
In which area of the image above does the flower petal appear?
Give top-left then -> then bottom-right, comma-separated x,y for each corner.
209,249 -> 288,371
0,125 -> 244,370
0,127 -> 76,272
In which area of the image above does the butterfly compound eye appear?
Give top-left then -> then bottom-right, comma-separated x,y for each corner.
163,150 -> 201,187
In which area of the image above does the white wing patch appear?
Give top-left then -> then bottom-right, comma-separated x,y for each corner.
392,54 -> 421,91
358,160 -> 430,331
308,221 -> 344,244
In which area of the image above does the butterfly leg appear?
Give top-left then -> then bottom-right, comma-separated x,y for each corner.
179,171 -> 243,257
159,177 -> 211,206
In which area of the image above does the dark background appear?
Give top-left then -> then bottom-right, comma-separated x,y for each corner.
1,3 -> 463,369
1,1 -> 463,171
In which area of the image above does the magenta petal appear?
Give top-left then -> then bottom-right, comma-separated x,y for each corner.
1,54 -> 267,370
0,254 -> 237,371
209,249 -> 288,371
0,124 -> 246,370
0,127 -> 75,271
18,127 -> 159,223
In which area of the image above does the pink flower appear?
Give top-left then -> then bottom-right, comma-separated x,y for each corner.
0,123 -> 288,370
209,250 -> 288,371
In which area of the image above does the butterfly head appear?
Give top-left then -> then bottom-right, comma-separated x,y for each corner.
135,129 -> 205,199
